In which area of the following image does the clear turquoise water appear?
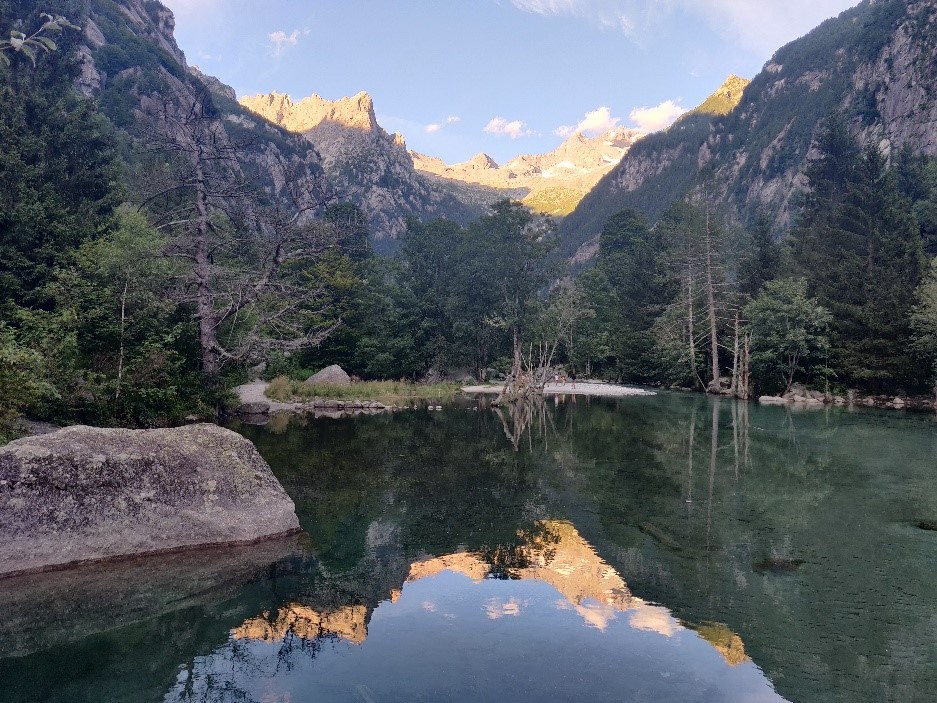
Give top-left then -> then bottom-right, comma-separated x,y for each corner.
2,392 -> 936,702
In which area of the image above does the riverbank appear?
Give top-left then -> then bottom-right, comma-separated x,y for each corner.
462,382 -> 656,398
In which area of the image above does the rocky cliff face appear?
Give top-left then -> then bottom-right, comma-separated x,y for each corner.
562,0 -> 937,258
0,424 -> 299,576
413,126 -> 643,217
241,91 -> 480,242
71,0 -> 329,221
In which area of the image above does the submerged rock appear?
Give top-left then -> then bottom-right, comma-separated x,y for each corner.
752,557 -> 805,573
0,424 -> 299,577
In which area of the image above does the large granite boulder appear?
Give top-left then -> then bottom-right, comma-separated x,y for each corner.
0,423 -> 299,577
306,364 -> 351,386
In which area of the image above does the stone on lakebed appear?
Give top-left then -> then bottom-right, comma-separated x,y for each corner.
0,423 -> 299,577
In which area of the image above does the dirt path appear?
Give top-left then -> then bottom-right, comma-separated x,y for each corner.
232,381 -> 302,411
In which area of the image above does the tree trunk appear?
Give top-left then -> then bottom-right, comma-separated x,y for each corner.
686,266 -> 699,388
115,275 -> 129,403
193,158 -> 220,377
704,211 -> 720,393
730,310 -> 740,397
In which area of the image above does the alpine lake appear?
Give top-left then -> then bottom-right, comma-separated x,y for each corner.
2,390 -> 937,702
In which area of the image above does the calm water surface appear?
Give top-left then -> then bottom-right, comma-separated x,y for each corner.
2,392 -> 937,702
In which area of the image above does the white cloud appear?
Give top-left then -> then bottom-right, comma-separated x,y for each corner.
554,106 -> 620,137
424,116 -> 461,134
484,117 -> 530,139
629,100 -> 687,133
267,28 -> 309,57
509,0 -> 858,55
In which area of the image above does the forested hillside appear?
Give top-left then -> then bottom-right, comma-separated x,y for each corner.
0,0 -> 368,438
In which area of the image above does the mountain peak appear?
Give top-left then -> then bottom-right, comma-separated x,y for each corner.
457,153 -> 499,170
240,90 -> 379,133
692,74 -> 751,116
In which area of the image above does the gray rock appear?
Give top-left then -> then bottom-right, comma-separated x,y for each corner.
0,424 -> 299,577
307,364 -> 351,386
237,401 -> 270,415
758,396 -> 789,405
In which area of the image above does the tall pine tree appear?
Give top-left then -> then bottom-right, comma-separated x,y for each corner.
791,118 -> 925,390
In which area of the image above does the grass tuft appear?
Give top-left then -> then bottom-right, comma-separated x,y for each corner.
264,376 -> 462,403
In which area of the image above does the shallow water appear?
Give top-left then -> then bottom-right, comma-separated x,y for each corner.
2,392 -> 937,702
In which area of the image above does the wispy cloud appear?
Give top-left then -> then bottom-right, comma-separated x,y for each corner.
508,0 -> 858,54
509,0 -> 635,33
267,28 -> 309,57
484,116 -> 530,139
425,115 -> 461,134
629,100 -> 687,133
554,106 -> 620,138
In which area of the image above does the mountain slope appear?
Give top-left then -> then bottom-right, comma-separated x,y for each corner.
240,91 -> 481,243
561,0 -> 937,259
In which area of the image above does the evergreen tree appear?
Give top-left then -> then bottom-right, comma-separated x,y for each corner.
791,118 -> 925,390
595,208 -> 669,382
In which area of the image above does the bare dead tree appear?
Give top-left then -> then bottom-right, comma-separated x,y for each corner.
136,89 -> 338,377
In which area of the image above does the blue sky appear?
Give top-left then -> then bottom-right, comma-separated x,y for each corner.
161,0 -> 860,164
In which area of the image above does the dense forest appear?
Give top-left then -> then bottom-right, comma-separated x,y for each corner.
3,2 -> 937,442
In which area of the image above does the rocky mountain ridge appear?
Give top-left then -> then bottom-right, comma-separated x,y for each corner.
412,126 -> 644,217
240,90 -> 480,243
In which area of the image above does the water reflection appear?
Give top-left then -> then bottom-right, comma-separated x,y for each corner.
4,394 -> 937,703
168,520 -> 773,703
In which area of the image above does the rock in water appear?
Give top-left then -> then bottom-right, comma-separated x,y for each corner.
0,424 -> 299,577
307,364 -> 351,386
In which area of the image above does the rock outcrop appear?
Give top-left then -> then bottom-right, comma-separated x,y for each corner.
307,364 -> 352,386
0,424 -> 299,577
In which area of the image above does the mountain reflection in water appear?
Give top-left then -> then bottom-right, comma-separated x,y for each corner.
170,519 -> 776,703
226,520 -> 743,659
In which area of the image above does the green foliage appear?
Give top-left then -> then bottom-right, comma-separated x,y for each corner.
0,65 -> 119,307
0,320 -> 57,442
0,12 -> 78,67
48,207 -> 207,426
910,258 -> 937,391
595,208 -> 674,382
745,278 -> 832,394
